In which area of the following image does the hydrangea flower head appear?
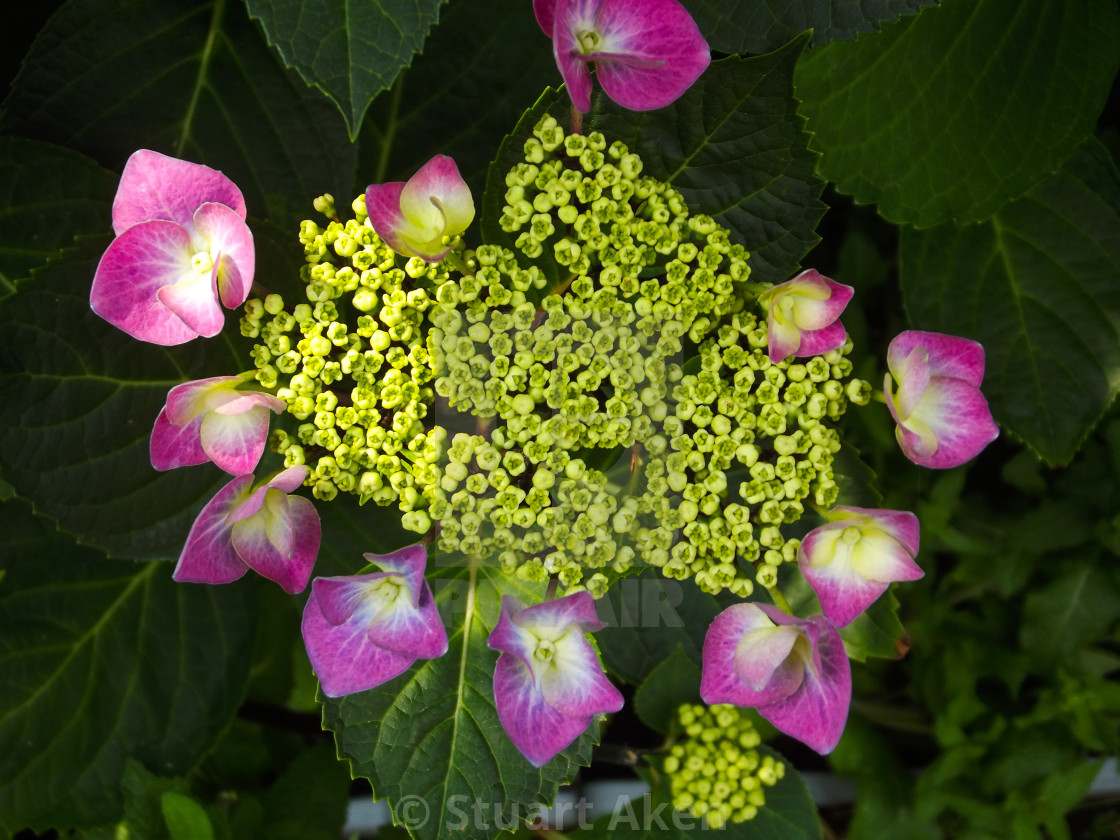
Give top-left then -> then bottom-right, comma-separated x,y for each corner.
884,330 -> 999,468
488,591 -> 623,766
150,375 -> 286,475
174,466 -> 319,594
364,154 -> 474,262
757,269 -> 853,364
798,506 -> 923,627
534,0 -> 710,113
701,602 -> 850,754
91,150 -> 255,345
301,545 -> 448,697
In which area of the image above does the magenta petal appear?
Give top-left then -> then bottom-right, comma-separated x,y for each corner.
164,376 -> 240,424
365,545 -> 429,607
767,319 -> 803,364
193,202 -> 255,308
156,264 -> 223,338
553,31 -> 595,112
701,604 -> 803,707
91,221 -> 204,345
755,616 -> 851,754
364,181 -> 409,254
301,591 -> 417,697
267,465 -> 309,494
488,596 -> 535,672
493,654 -> 594,767
800,558 -> 890,628
905,377 -> 1000,468
231,493 -> 319,594
367,584 -> 448,659
311,575 -> 372,625
590,0 -> 709,111
173,476 -> 252,585
515,590 -> 604,636
539,632 -> 624,718
199,406 -> 272,475
796,321 -> 848,358
888,330 -> 986,387
534,0 -> 556,35
113,149 -> 246,234
834,506 -> 920,556
150,408 -> 208,470
401,155 -> 474,237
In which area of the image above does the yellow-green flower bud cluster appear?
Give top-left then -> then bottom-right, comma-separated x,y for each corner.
243,194 -> 445,516
663,703 -> 784,828
427,431 -> 628,593
499,115 -> 749,346
630,308 -> 868,595
430,257 -> 672,452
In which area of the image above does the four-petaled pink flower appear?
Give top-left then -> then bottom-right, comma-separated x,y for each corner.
174,466 -> 319,594
533,0 -> 710,113
885,330 -> 999,469
91,149 -> 255,345
301,546 -> 448,697
701,603 -> 851,755
799,506 -> 923,628
365,155 -> 475,262
488,591 -> 623,767
150,375 -> 286,475
757,269 -> 854,364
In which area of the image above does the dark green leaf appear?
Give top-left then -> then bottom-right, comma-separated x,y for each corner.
321,556 -> 598,840
632,645 -> 702,734
1021,564 -> 1120,666
2,0 -> 357,231
680,0 -> 936,55
829,717 -> 940,840
258,740 -> 351,840
796,0 -> 1120,227
245,0 -> 445,138
596,569 -> 721,685
357,0 -> 557,194
0,138 -> 116,290
122,760 -> 190,840
589,40 -> 826,287
831,445 -> 882,510
315,492 -> 414,578
160,793 -> 215,840
840,591 -> 907,663
0,499 -> 256,834
900,138 -> 1120,465
0,239 -> 244,559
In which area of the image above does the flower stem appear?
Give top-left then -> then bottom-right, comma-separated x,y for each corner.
570,103 -> 583,136
374,71 -> 407,184
768,585 -> 793,614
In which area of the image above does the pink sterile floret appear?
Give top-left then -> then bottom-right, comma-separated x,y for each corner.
798,506 -> 923,628
758,269 -> 854,364
174,466 -> 319,594
150,375 -> 286,476
301,545 -> 448,697
365,154 -> 475,262
535,0 -> 710,113
884,330 -> 999,469
701,602 -> 851,754
91,149 -> 255,345
488,591 -> 623,767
